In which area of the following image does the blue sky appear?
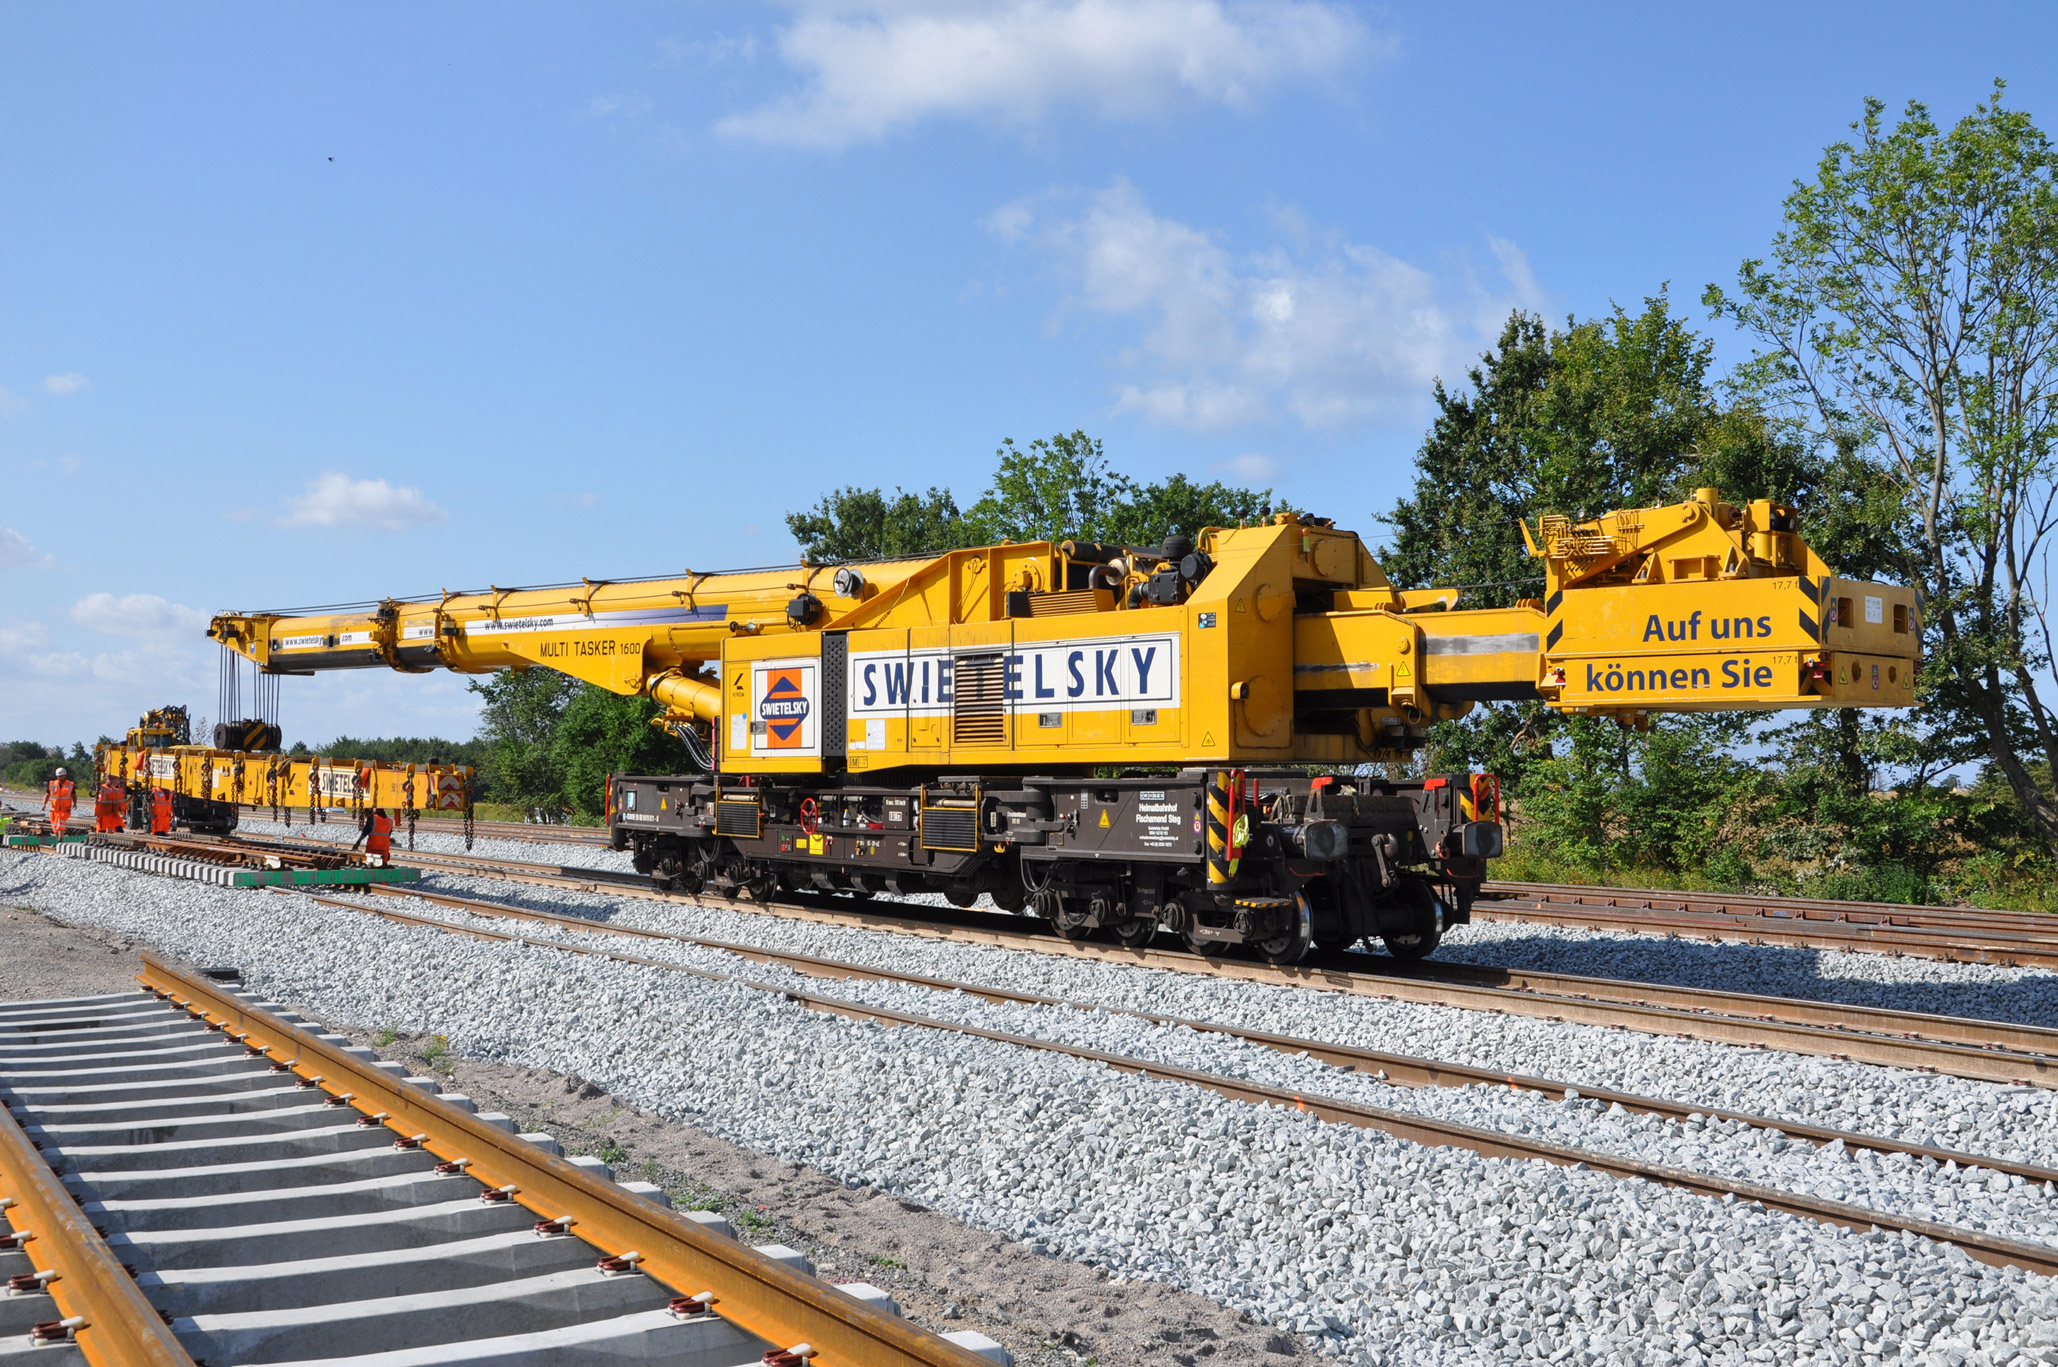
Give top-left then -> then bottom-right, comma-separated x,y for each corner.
2,1 -> 2051,747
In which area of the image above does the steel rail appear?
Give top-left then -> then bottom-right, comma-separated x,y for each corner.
361,847 -> 2058,1087
0,1065 -> 196,1365
135,954 -> 996,1367
1484,880 -> 2058,935
1466,899 -> 2058,969
314,894 -> 2058,1280
1368,956 -> 2058,1059
363,882 -> 2058,1187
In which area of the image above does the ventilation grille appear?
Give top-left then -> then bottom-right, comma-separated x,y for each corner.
951,653 -> 1009,747
920,803 -> 980,852
715,799 -> 761,838
1025,588 -> 1114,617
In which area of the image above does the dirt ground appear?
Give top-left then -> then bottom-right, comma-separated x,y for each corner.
1,893 -> 1306,1367
0,904 -> 160,1000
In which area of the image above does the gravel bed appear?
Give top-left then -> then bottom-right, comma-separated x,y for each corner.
1432,919 -> 2058,1031
380,893 -> 2058,1251
7,849 -> 2058,1366
413,870 -> 2058,1177
228,816 -> 2058,1028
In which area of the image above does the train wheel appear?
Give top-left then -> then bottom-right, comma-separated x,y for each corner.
1380,880 -> 1446,961
1182,928 -> 1231,957
1254,893 -> 1314,966
1380,926 -> 1442,960
1052,907 -> 1093,942
744,867 -> 779,902
1109,916 -> 1155,949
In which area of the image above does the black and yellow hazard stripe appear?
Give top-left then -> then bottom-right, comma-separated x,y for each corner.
1797,575 -> 1820,641
1543,588 -> 1564,652
1206,771 -> 1233,885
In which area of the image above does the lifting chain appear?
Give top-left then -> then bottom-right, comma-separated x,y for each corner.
461,772 -> 474,852
402,770 -> 418,852
309,756 -> 321,826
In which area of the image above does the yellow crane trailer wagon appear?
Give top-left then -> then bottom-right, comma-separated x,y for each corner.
97,706 -> 472,838
208,488 -> 1917,963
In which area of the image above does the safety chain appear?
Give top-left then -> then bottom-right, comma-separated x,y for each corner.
402,770 -> 418,852
461,772 -> 475,851
310,756 -> 322,826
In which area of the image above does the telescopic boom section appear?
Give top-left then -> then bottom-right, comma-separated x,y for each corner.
208,488 -> 1919,776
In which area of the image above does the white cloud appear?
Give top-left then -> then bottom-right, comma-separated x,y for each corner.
39,373 -> 89,396
991,179 -> 1547,432
0,388 -> 26,417
70,593 -> 208,638
282,472 -> 449,532
30,652 -> 89,679
0,620 -> 48,653
583,93 -> 654,120
658,33 -> 758,67
0,527 -> 51,570
1217,452 -> 1277,483
719,0 -> 1373,149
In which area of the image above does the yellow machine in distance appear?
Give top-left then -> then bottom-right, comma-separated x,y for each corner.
97,705 -> 472,838
206,488 -> 1917,963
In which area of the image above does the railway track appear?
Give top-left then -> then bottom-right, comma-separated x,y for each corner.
0,958 -> 1005,1367
362,880 -> 2058,1181
317,840 -> 2058,1089
285,880 -> 2058,1280
224,811 -> 2058,969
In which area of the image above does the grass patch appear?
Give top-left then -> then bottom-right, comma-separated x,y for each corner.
370,1027 -> 398,1048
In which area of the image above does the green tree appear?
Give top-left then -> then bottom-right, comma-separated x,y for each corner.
1384,293 -> 1818,610
786,486 -> 969,563
789,431 -> 1281,563
1707,82 -> 2058,855
468,668 -> 582,812
961,432 -> 1139,544
550,689 -> 699,820
1100,472 -> 1279,548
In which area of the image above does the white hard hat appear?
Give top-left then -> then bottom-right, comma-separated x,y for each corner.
54,767 -> 67,777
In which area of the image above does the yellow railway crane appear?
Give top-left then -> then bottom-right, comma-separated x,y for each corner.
208,487 -> 1917,963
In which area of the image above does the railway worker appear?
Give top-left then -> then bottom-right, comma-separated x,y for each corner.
351,807 -> 394,863
45,768 -> 75,833
94,777 -> 123,833
149,785 -> 174,836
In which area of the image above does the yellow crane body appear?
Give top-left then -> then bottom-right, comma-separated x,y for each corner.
206,488 -> 1916,962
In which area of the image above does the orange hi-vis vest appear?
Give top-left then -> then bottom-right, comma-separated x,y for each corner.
150,787 -> 174,835
94,782 -> 122,832
366,812 -> 393,858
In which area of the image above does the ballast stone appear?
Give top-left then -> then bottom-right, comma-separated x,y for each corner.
8,846 -> 2057,1366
